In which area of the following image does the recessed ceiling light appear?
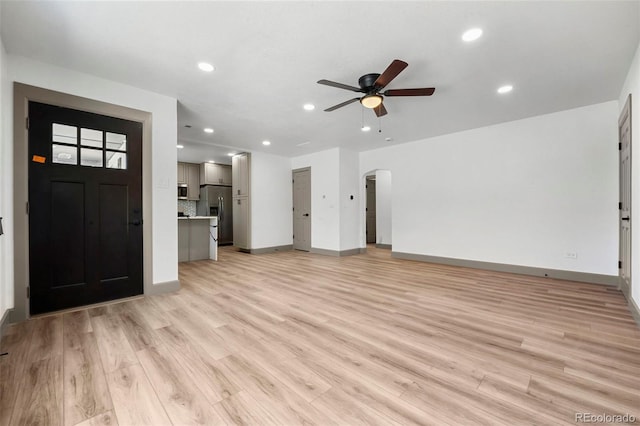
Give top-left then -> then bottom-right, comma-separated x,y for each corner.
204,128 -> 214,134
303,104 -> 315,111
227,152 -> 236,156
497,84 -> 513,94
176,144 -> 184,149
198,62 -> 214,72
361,126 -> 371,132
297,141 -> 311,146
462,28 -> 483,42
208,160 -> 215,163
262,140 -> 271,146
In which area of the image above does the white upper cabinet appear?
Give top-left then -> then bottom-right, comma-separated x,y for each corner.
232,153 -> 250,197
200,163 -> 232,186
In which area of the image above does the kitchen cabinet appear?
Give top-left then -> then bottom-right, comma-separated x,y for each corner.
200,163 -> 232,186
186,163 -> 200,200
232,197 -> 250,250
178,217 -> 217,262
232,153 -> 250,197
178,219 -> 190,262
232,152 -> 251,251
177,162 -> 186,184
178,162 -> 200,200
220,165 -> 232,186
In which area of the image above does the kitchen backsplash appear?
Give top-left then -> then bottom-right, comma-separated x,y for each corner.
177,200 -> 197,217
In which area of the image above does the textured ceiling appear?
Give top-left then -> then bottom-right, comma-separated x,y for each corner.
2,1 -> 639,162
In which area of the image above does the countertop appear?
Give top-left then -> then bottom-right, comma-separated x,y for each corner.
178,216 -> 217,220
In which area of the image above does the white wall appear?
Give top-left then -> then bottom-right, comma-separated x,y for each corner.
339,148 -> 360,251
375,170 -> 392,246
292,148 -> 341,251
291,147 -> 362,252
0,17 -> 13,324
7,55 -> 178,287
360,101 -> 619,276
619,41 -> 640,307
250,151 -> 293,249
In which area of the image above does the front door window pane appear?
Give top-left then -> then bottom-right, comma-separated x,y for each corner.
52,123 -> 77,144
106,152 -> 127,170
81,128 -> 103,148
52,144 -> 78,165
106,132 -> 127,151
81,148 -> 103,167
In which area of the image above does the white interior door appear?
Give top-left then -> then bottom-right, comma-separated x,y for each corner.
619,94 -> 631,293
293,168 -> 311,251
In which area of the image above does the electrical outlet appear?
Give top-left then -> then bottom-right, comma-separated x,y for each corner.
565,252 -> 577,259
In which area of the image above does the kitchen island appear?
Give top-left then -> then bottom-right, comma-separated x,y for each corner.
178,216 -> 218,262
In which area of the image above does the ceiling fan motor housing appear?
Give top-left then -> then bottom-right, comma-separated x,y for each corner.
358,73 -> 381,91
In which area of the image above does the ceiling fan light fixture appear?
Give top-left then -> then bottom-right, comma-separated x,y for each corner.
360,94 -> 383,109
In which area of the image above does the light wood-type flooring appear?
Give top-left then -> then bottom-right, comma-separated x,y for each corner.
1,246 -> 640,425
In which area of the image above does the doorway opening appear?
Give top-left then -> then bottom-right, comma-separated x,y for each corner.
362,169 -> 392,250
366,176 -> 376,244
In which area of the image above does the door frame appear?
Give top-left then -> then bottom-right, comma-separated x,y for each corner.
12,83 -> 153,321
292,167 -> 311,251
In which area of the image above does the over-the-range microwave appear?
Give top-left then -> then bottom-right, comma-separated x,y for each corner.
178,184 -> 188,200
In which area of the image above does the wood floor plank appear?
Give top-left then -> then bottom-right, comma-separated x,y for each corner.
9,355 -> 63,426
27,315 -> 63,363
63,332 -> 113,426
155,325 -> 240,404
105,364 -> 171,426
311,387 -> 405,426
90,314 -> 138,374
128,298 -> 171,330
116,306 -> 160,351
216,354 -> 337,425
136,345 -> 227,425
0,320 -> 36,426
213,390 -> 281,426
63,310 -> 93,350
164,308 -> 231,360
73,410 -> 118,426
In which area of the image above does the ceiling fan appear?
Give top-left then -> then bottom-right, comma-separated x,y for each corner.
317,59 -> 435,117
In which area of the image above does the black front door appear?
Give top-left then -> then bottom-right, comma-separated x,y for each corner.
28,101 -> 143,314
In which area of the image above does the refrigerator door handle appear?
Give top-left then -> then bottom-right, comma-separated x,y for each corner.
219,197 -> 223,223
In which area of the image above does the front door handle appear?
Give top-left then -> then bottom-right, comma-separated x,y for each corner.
303,213 -> 309,217
622,217 -> 630,221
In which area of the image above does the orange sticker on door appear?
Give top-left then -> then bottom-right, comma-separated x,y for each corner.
32,155 -> 46,163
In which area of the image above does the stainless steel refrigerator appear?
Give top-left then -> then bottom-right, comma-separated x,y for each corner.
197,185 -> 233,245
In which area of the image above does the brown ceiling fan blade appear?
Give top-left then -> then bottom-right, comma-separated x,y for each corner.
324,97 -> 361,112
317,79 -> 364,92
373,103 -> 387,117
374,59 -> 408,89
383,88 -> 436,96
